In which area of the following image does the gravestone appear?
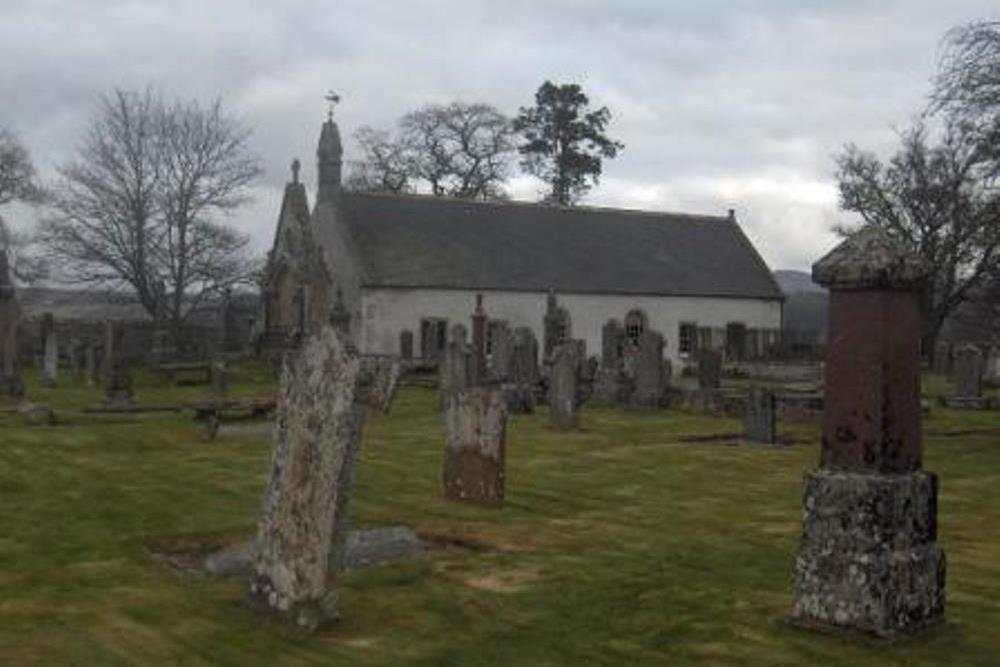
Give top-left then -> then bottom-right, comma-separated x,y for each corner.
0,251 -> 22,398
103,320 -> 133,407
697,348 -> 722,392
149,279 -> 176,366
440,324 -> 472,406
211,358 -> 229,399
932,341 -> 951,375
947,344 -> 986,408
506,326 -> 539,413
443,386 -> 507,504
542,290 -> 571,363
84,343 -> 98,387
548,341 -> 582,429
399,330 -> 414,360
470,294 -> 488,386
489,321 -> 514,383
248,325 -> 399,630
631,329 -> 668,407
593,319 -> 628,405
745,387 -> 776,444
791,225 -> 945,638
985,346 -> 1000,384
68,337 -> 82,379
40,312 -> 57,388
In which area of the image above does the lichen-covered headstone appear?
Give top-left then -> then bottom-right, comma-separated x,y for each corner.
548,342 -> 581,430
631,329 -> 667,407
791,225 -> 945,638
443,386 -> 507,504
745,387 -> 776,444
249,325 -> 397,630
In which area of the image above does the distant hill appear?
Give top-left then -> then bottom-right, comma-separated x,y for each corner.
773,270 -> 825,295
773,270 -> 827,341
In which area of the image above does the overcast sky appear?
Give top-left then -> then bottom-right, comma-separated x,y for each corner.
2,0 -> 997,271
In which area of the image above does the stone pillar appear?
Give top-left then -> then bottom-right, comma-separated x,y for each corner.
745,387 -> 776,444
548,342 -> 580,430
593,319 -> 627,405
443,386 -> 507,504
470,294 -> 487,386
103,320 -> 133,406
488,321 -> 514,383
791,225 -> 945,638
440,324 -> 471,407
507,327 -> 539,414
40,313 -> 57,388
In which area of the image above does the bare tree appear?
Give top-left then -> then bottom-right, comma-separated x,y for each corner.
40,88 -> 261,337
835,119 -> 1000,352
0,128 -> 46,282
345,126 -> 412,194
346,102 -> 514,199
400,103 -> 513,199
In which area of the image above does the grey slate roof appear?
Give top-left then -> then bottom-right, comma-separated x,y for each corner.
325,192 -> 784,300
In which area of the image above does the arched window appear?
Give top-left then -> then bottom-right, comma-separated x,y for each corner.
624,309 -> 647,347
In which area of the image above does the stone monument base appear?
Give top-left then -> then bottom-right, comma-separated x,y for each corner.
247,575 -> 339,631
791,469 -> 946,638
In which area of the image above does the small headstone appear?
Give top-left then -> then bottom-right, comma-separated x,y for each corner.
18,402 -> 56,426
985,346 -> 1000,384
953,344 -> 983,399
399,330 -> 414,360
249,325 -> 397,629
443,386 -> 507,504
745,387 -> 776,444
548,342 -> 581,430
932,342 -> 951,375
488,321 -> 514,383
103,321 -> 133,407
84,343 -> 98,387
593,319 -> 628,405
697,348 -> 722,392
631,329 -> 667,407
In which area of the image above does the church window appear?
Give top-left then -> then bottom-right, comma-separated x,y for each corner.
679,322 -> 696,355
624,309 -> 647,347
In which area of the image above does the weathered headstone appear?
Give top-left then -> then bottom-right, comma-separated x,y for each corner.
440,324 -> 472,406
443,386 -> 507,504
103,320 -> 133,406
399,329 -> 414,360
150,279 -> 176,366
593,318 -> 628,405
697,348 -> 722,392
488,321 -> 514,383
745,387 -> 776,444
84,343 -> 98,387
470,293 -> 488,386
985,346 -> 1000,384
0,250 -> 22,398
947,344 -> 986,408
548,341 -> 581,429
506,326 -> 539,413
40,312 -> 57,388
631,329 -> 668,407
542,290 -> 571,363
791,225 -> 945,638
68,337 -> 82,379
248,325 -> 398,630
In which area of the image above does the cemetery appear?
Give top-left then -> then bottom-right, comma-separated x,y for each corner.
0,229 -> 999,665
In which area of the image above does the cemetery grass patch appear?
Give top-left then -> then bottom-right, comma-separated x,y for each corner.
1,371 -> 999,665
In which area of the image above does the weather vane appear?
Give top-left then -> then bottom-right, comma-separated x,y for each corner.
325,90 -> 341,120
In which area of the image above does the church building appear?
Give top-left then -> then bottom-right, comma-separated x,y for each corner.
260,115 -> 784,369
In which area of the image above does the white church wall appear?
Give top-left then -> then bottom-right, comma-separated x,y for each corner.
360,287 -> 782,369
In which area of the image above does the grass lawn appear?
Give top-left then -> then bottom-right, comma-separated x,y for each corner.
1,368 -> 999,666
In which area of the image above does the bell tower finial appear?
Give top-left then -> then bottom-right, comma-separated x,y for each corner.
325,91 -> 340,121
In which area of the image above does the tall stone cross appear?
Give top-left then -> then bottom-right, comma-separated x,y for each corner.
791,225 -> 945,637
